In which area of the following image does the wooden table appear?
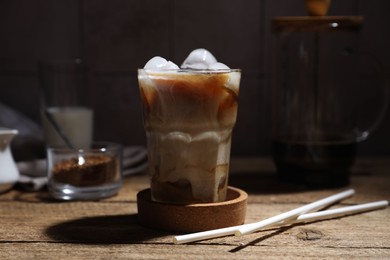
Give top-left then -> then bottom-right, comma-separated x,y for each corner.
1,157 -> 389,259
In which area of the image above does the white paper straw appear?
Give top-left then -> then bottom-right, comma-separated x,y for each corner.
173,189 -> 354,244
235,189 -> 355,236
294,200 -> 389,223
173,225 -> 241,244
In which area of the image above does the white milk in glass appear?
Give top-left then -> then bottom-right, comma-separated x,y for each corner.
42,107 -> 93,148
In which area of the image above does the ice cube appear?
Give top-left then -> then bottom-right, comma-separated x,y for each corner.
181,48 -> 218,69
144,56 -> 179,70
209,62 -> 230,70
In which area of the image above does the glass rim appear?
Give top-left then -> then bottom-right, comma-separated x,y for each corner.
138,68 -> 241,74
47,142 -> 123,153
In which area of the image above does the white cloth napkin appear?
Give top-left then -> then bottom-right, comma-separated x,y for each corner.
16,146 -> 148,191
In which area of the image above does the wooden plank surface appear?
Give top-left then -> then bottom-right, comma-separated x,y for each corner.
1,157 -> 389,259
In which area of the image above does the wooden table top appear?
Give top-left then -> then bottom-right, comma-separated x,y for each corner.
1,157 -> 389,259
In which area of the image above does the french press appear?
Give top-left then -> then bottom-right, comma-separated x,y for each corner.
271,15 -> 387,187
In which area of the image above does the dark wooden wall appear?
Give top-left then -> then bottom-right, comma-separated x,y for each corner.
1,0 -> 389,156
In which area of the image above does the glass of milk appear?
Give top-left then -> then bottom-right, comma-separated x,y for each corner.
39,59 -> 93,148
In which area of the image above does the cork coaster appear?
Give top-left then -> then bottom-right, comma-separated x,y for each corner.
137,186 -> 248,232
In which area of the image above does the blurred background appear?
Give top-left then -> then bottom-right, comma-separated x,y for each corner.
0,0 -> 389,160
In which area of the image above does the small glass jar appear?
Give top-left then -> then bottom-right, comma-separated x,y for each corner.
47,142 -> 123,200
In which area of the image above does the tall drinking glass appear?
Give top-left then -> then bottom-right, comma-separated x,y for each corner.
39,59 -> 93,148
138,69 -> 241,204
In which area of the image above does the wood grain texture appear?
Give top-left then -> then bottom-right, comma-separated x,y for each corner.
1,157 -> 389,259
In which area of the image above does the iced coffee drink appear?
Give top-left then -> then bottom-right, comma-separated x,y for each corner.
138,49 -> 241,204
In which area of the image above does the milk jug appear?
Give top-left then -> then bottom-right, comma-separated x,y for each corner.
0,128 -> 19,193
